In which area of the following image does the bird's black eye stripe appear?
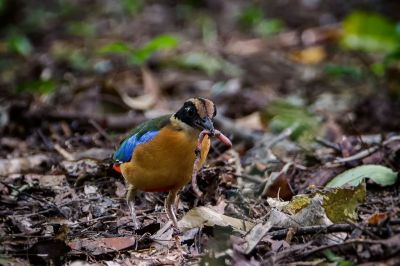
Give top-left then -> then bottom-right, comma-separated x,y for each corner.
185,106 -> 195,117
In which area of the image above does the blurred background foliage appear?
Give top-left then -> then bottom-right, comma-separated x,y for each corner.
1,0 -> 400,138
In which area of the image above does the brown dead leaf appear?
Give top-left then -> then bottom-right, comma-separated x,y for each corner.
289,46 -> 326,65
367,212 -> 388,226
178,206 -> 254,232
117,67 -> 159,111
235,112 -> 264,131
151,221 -> 174,249
68,237 -> 135,255
24,174 -> 66,190
261,171 -> 294,201
0,155 -> 51,176
115,181 -> 126,198
225,38 -> 265,56
10,217 -> 40,235
243,222 -> 273,254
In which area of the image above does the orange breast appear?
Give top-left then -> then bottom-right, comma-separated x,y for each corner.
120,127 -> 210,192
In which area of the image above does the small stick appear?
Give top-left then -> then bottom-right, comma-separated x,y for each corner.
191,130 -> 232,197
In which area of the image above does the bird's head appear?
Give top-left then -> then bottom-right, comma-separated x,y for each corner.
173,97 -> 217,135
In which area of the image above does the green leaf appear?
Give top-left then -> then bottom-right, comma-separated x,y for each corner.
324,64 -> 363,80
67,21 -> 96,37
17,80 -> 56,94
177,52 -> 223,75
237,5 -> 264,28
7,34 -> 33,56
255,19 -> 284,36
323,250 -> 356,266
286,183 -> 366,223
121,0 -> 143,14
0,0 -> 5,13
100,35 -> 178,65
98,41 -> 133,55
326,165 -> 398,188
341,11 -> 400,53
264,100 -> 320,142
322,183 -> 366,223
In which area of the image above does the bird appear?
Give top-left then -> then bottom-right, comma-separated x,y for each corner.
113,97 -> 218,228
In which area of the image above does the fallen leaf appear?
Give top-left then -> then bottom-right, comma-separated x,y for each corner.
285,183 -> 366,223
322,183 -> 366,223
117,67 -> 159,111
225,38 -> 265,56
178,206 -> 254,232
367,212 -> 388,225
270,195 -> 333,227
326,165 -> 398,188
10,217 -> 40,235
0,155 -> 51,176
72,148 -> 114,161
115,181 -> 126,198
151,221 -> 174,249
68,237 -> 135,255
243,222 -> 273,254
289,46 -> 326,64
261,171 -> 294,201
235,112 -> 264,131
84,185 -> 98,195
341,11 -> 400,53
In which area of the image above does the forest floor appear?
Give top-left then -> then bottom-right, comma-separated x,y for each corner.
1,1 -> 400,265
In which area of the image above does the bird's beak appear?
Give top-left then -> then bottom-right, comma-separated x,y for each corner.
196,117 -> 215,135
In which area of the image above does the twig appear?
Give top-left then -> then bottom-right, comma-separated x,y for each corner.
267,220 -> 400,240
54,143 -> 75,161
266,127 -> 294,149
314,137 -> 341,152
234,173 -> 265,184
302,233 -> 400,260
332,146 -> 379,164
89,119 -> 113,142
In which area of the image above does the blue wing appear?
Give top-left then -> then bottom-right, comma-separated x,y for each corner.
113,130 -> 159,163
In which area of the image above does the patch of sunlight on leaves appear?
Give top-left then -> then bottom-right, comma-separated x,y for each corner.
326,165 -> 398,188
324,64 -> 363,80
341,11 -> 400,53
323,250 -> 356,266
175,52 -> 241,76
17,80 -> 56,94
99,35 -> 179,65
285,183 -> 366,223
7,33 -> 33,56
262,100 -> 321,142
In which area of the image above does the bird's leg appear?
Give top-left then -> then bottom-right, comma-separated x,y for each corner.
165,189 -> 179,228
174,194 -> 180,212
126,185 -> 139,229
